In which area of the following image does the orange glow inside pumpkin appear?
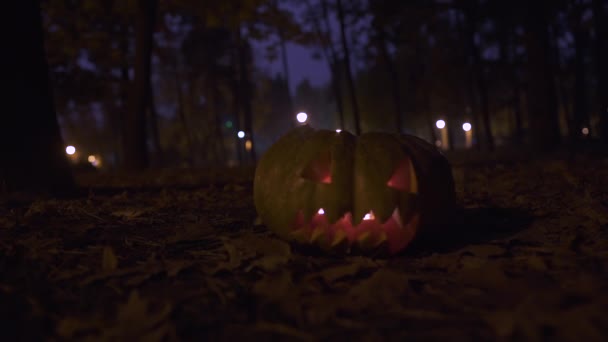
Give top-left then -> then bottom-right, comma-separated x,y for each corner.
293,208 -> 418,254
295,156 -> 419,254
387,158 -> 411,190
301,150 -> 332,184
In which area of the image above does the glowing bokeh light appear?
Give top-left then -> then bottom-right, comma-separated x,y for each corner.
462,122 -> 472,131
336,129 -> 342,133
318,208 -> 325,215
225,120 -> 233,128
237,131 -> 245,139
65,146 -> 76,155
245,139 -> 252,151
582,127 -> 589,135
88,155 -> 96,163
436,120 -> 446,129
296,112 -> 308,123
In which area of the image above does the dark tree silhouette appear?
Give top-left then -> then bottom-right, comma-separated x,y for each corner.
572,3 -> 588,141
336,0 -> 361,135
123,0 -> 158,170
237,27 -> 257,162
370,14 -> 403,134
523,1 -> 561,150
464,0 -> 494,151
1,0 -> 73,193
593,0 -> 608,141
305,0 -> 346,130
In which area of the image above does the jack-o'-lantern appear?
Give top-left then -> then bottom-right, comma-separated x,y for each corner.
253,125 -> 456,255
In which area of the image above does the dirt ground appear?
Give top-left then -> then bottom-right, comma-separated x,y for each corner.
1,154 -> 607,341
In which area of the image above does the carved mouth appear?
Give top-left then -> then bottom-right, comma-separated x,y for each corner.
290,207 -> 419,255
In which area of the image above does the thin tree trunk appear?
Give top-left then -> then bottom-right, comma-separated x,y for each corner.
464,1 -> 494,150
336,0 -> 361,135
413,38 -> 437,143
425,93 -> 438,144
231,32 -> 243,164
572,14 -> 588,141
512,81 -> 524,143
147,81 -> 161,164
1,0 -> 73,193
123,0 -> 157,170
315,0 -> 345,130
523,1 -> 561,150
172,57 -> 194,165
375,26 -> 403,133
208,82 -> 226,165
118,24 -> 130,167
278,32 -> 294,120
507,27 -> 524,143
498,18 -> 524,144
236,28 -> 256,163
593,0 -> 608,141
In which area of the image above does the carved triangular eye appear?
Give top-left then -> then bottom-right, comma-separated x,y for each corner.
387,157 -> 413,191
301,150 -> 332,183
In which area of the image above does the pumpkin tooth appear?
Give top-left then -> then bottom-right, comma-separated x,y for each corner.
373,232 -> 387,247
290,228 -> 309,243
356,231 -> 375,250
310,227 -> 326,243
331,230 -> 348,247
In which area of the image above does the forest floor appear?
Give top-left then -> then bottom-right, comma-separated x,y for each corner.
1,151 -> 608,341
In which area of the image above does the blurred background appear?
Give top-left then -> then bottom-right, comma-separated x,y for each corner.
41,0 -> 608,171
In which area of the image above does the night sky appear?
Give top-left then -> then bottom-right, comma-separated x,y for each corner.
257,41 -> 330,93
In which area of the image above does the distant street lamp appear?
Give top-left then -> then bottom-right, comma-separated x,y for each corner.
237,131 -> 245,139
435,120 -> 449,150
296,112 -> 308,124
65,145 -> 76,155
462,122 -> 472,148
88,155 -> 101,167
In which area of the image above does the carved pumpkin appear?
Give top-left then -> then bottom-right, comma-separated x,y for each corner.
254,125 -> 456,255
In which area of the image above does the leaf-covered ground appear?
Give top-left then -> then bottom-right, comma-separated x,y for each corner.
1,155 -> 608,341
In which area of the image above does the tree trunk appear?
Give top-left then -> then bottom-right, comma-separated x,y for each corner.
208,82 -> 226,165
375,26 -> 403,133
1,0 -> 73,193
512,82 -> 524,143
523,1 -> 561,150
467,83 -> 483,150
230,30 -> 244,164
278,31 -> 294,121
123,0 -> 157,170
116,24 -> 130,167
425,94 -> 438,144
336,0 -> 361,135
464,1 -> 494,150
330,63 -> 346,130
593,0 -> 608,141
147,81 -> 162,164
507,28 -> 524,143
572,15 -> 588,141
236,28 -> 256,163
172,57 -> 194,165
315,0 -> 345,130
